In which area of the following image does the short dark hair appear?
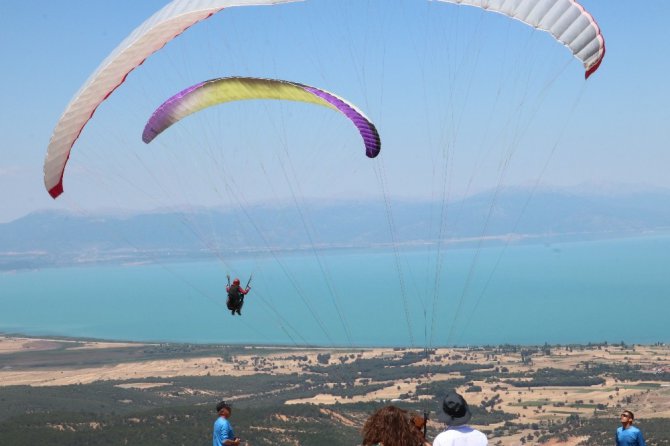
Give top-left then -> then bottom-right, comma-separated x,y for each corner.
622,410 -> 634,420
216,401 -> 231,412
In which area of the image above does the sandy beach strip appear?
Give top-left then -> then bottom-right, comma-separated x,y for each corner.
0,335 -> 144,354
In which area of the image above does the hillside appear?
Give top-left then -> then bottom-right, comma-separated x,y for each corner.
1,336 -> 669,445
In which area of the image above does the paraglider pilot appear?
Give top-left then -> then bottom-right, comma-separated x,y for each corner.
226,277 -> 250,316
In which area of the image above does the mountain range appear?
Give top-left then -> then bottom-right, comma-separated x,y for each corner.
2,186 -> 669,270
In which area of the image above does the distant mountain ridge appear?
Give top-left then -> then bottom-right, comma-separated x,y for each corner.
2,187 -> 669,270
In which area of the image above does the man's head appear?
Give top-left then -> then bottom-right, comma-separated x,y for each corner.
620,410 -> 634,427
216,401 -> 232,417
233,278 -> 240,286
438,390 -> 472,426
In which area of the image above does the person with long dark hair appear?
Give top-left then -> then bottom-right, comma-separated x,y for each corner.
362,405 -> 430,446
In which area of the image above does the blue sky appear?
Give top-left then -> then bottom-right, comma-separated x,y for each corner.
1,0 -> 669,223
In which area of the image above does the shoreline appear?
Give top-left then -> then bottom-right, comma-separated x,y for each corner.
2,331 -> 660,351
3,229 -> 668,273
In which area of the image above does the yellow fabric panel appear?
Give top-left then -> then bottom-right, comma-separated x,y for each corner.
197,77 -> 337,112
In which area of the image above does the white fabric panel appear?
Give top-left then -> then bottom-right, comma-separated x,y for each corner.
436,0 -> 605,76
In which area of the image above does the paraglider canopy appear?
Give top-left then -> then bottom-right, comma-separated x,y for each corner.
142,77 -> 381,159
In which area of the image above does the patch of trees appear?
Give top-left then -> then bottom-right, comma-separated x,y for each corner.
415,378 -> 469,398
584,362 -> 670,382
0,402 -> 364,446
467,406 -> 516,426
506,368 -> 604,387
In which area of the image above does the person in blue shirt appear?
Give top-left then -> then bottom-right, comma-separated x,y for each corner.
616,410 -> 646,446
213,401 -> 240,446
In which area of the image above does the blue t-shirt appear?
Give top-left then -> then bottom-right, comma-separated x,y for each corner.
616,426 -> 646,446
213,417 -> 235,446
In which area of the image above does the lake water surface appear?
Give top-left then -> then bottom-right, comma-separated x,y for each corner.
1,235 -> 668,347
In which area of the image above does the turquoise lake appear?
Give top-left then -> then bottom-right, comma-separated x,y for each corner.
1,235 -> 668,347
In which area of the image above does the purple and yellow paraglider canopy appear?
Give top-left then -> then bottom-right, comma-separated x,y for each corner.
142,76 -> 381,159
